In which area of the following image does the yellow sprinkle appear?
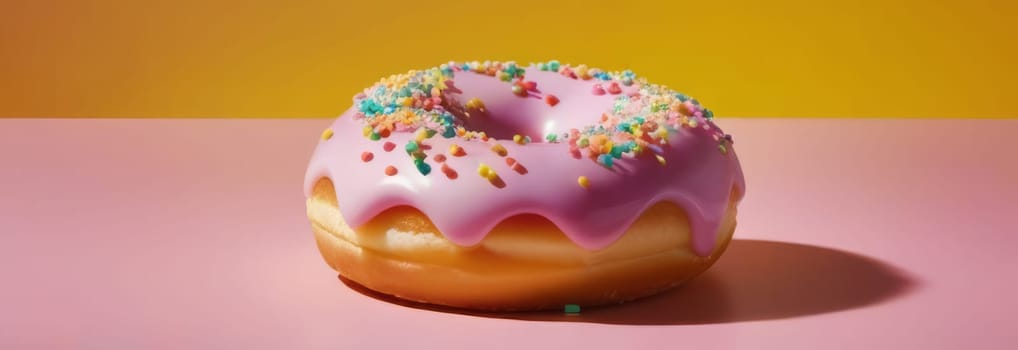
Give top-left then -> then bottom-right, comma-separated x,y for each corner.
477,163 -> 497,180
513,134 -> 525,145
415,129 -> 428,142
321,128 -> 334,140
577,176 -> 590,189
362,126 -> 372,137
655,127 -> 668,139
491,143 -> 507,157
466,97 -> 485,110
656,155 -> 667,166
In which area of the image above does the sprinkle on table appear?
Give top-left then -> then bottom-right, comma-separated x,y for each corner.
321,128 -> 334,140
361,151 -> 373,162
564,304 -> 581,314
384,166 -> 398,176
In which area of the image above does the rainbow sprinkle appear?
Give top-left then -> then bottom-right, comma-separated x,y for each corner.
348,60 -> 734,182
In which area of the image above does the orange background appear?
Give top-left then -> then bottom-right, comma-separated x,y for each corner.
2,0 -> 1015,118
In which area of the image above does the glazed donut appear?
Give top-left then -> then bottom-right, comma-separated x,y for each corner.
304,60 -> 745,311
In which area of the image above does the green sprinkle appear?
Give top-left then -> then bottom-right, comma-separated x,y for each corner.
548,60 -> 561,71
564,304 -> 581,314
405,141 -> 419,153
545,133 -> 558,142
369,132 -> 381,141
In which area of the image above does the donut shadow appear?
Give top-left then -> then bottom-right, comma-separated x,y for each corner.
338,239 -> 916,325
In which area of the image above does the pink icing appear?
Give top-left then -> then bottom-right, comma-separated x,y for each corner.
303,65 -> 745,256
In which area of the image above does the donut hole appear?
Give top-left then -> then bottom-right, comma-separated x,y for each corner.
458,107 -> 544,142
441,69 -> 617,143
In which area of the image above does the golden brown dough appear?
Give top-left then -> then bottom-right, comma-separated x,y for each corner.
307,178 -> 739,311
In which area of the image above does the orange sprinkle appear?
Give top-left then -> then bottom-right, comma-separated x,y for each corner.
588,134 -> 612,154
449,144 -> 466,157
511,162 -> 527,175
361,152 -> 373,162
578,176 -> 590,189
434,154 -> 447,163
545,94 -> 560,106
505,157 -> 517,166
384,166 -> 398,176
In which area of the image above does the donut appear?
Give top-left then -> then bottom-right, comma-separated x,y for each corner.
304,60 -> 745,311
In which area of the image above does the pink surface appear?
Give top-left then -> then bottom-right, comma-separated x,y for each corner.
1,118 -> 1016,349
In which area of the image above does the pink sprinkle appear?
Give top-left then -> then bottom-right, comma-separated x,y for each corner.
545,94 -> 560,106
523,81 -> 538,91
607,82 -> 622,94
383,142 -> 396,152
361,152 -> 373,162
505,157 -> 517,166
591,84 -> 606,95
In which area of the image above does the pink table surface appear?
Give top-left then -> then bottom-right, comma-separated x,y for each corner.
1,118 -> 1016,349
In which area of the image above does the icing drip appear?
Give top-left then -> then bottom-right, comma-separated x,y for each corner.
304,61 -> 745,256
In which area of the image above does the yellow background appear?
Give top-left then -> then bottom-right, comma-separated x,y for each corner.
2,0 -> 1015,118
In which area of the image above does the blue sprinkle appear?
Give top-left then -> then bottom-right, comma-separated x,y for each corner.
414,159 -> 431,175
703,108 -> 714,119
598,154 -> 614,167
610,147 -> 624,159
442,127 -> 456,138
674,93 -> 690,102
